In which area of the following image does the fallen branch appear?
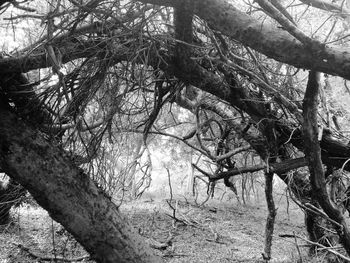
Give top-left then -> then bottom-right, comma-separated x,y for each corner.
162,252 -> 188,258
148,236 -> 172,250
12,243 -> 90,262
206,225 -> 226,244
304,202 -> 343,230
279,234 -> 350,262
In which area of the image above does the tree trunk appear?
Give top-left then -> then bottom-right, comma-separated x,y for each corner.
302,71 -> 350,256
0,105 -> 162,263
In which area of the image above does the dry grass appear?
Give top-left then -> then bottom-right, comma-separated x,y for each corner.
123,197 -> 308,263
0,195 -> 341,263
0,206 -> 91,263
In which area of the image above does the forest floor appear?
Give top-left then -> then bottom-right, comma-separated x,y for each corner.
0,196 -> 341,263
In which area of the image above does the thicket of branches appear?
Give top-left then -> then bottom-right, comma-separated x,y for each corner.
1,0 -> 350,262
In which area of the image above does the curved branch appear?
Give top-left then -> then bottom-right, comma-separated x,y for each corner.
215,145 -> 251,162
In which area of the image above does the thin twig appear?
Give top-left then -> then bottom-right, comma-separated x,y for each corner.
279,234 -> 350,262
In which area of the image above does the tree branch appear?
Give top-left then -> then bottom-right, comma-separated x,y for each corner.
203,157 -> 308,181
255,0 -> 322,47
215,145 -> 251,162
262,171 -> 276,261
137,0 -> 350,80
0,39 -> 113,73
299,0 -> 350,18
280,234 -> 350,262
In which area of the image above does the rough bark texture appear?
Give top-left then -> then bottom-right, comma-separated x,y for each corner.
0,106 -> 162,263
262,172 -> 276,260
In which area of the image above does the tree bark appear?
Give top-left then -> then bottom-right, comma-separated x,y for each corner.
0,106 -> 162,263
262,172 -> 276,260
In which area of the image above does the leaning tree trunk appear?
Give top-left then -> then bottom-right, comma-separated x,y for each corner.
0,105 -> 162,263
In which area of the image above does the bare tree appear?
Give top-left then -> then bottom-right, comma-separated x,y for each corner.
1,0 -> 350,262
